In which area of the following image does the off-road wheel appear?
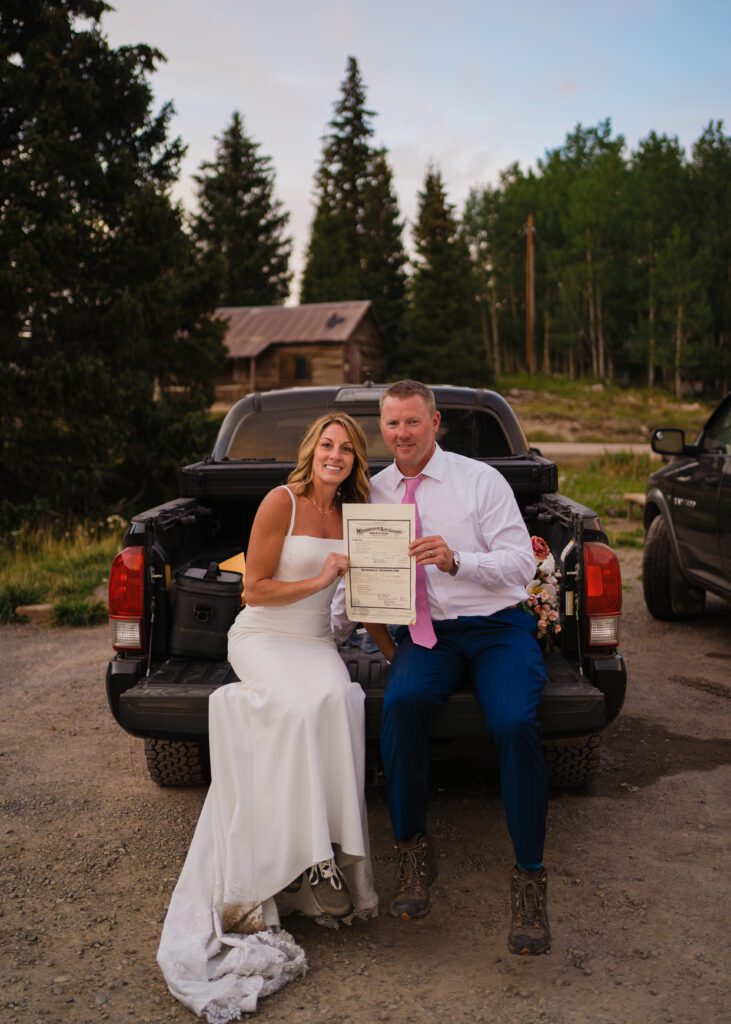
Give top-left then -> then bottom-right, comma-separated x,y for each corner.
543,734 -> 600,789
144,738 -> 211,787
642,515 -> 705,620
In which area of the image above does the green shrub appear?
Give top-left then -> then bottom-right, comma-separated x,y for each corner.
52,598 -> 108,627
0,582 -> 48,623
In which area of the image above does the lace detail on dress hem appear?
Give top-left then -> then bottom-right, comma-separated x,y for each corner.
203,998 -> 244,1024
282,899 -> 379,931
202,929 -> 307,1020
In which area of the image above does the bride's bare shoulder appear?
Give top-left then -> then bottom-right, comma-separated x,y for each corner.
256,486 -> 295,523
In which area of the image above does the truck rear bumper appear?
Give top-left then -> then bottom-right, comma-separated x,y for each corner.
109,649 -> 609,744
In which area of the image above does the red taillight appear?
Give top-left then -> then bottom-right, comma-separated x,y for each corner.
109,546 -> 145,651
583,542 -> 622,647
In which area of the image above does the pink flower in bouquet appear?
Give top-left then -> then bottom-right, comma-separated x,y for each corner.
531,536 -> 550,561
524,536 -> 562,651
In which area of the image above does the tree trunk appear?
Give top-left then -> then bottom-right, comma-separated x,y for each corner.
674,303 -> 684,400
478,301 -> 491,364
586,246 -> 598,376
647,267 -> 656,389
542,308 -> 551,374
719,329 -> 730,393
525,213 -> 535,376
509,284 -> 518,372
597,289 -> 606,379
489,280 -> 501,376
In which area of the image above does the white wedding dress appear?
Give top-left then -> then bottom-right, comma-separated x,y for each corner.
157,488 -> 378,1022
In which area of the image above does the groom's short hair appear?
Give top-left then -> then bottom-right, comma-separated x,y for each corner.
380,380 -> 436,415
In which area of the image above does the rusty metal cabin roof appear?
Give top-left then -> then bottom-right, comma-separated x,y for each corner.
216,301 -> 374,359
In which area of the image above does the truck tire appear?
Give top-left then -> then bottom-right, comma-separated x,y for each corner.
543,734 -> 600,789
642,515 -> 705,619
144,738 -> 211,787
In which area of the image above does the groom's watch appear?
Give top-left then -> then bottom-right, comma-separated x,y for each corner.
449,550 -> 461,576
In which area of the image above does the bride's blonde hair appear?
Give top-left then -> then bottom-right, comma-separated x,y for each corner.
287,413 -> 370,505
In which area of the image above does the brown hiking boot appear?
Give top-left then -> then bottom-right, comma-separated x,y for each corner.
508,866 -> 551,955
390,834 -> 437,920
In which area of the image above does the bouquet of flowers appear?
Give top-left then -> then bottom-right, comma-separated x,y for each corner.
523,536 -> 562,651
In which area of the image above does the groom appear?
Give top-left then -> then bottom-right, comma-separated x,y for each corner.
369,379 -> 550,955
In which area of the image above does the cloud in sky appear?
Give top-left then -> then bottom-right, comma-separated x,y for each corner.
104,0 -> 731,293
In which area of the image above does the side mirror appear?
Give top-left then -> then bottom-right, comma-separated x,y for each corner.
651,427 -> 685,456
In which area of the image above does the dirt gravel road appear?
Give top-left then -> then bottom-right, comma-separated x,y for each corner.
2,549 -> 730,1024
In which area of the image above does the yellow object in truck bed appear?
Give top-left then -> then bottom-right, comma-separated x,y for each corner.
219,552 -> 246,605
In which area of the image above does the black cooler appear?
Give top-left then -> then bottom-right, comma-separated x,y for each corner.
170,562 -> 243,659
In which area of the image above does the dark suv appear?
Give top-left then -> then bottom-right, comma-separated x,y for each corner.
643,392 -> 731,618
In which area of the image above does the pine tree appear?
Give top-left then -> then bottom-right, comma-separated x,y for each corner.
193,111 -> 291,306
656,224 -> 710,397
0,0 -> 225,525
361,149 -> 407,366
463,167 -> 540,377
690,121 -> 731,391
399,169 -> 490,386
301,57 -> 406,361
536,121 -> 630,380
301,56 -> 373,302
626,132 -> 689,387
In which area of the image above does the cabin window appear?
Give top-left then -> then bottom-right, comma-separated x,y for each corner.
279,353 -> 311,387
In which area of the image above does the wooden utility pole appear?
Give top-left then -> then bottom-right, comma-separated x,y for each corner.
525,213 -> 536,375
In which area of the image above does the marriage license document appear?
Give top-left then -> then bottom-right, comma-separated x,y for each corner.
342,503 -> 416,624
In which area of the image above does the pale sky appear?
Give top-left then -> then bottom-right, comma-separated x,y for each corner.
104,1 -> 731,297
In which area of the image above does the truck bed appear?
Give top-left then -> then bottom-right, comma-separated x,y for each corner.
114,649 -> 605,744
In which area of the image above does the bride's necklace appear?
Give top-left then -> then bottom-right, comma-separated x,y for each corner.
306,493 -> 337,516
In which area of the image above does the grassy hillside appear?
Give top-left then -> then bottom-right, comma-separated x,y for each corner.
494,374 -> 721,549
498,374 -> 717,444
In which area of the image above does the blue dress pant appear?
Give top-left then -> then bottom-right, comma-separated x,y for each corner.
380,608 -> 548,866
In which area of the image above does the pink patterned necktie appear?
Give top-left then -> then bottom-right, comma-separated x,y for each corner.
402,475 -> 438,649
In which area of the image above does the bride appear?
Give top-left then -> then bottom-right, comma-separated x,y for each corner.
158,413 -> 379,1022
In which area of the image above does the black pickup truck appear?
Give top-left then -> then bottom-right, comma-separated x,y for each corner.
643,391 -> 731,618
106,383 -> 626,790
